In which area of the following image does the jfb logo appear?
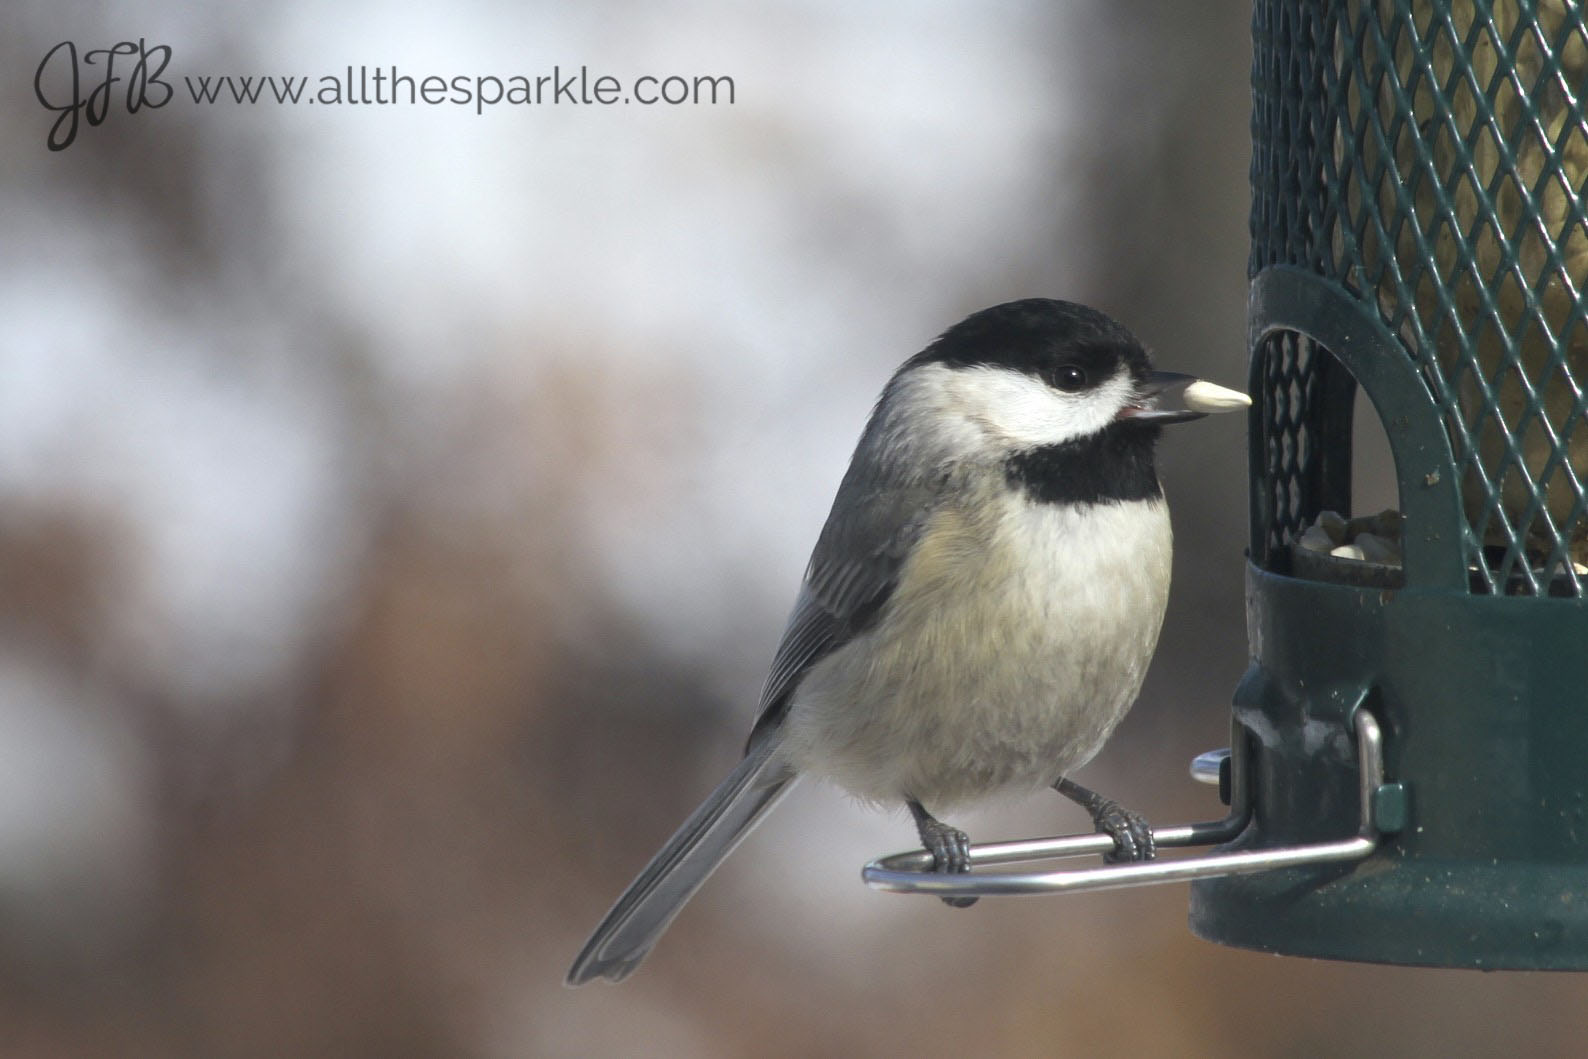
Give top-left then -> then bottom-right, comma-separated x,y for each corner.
34,40 -> 174,152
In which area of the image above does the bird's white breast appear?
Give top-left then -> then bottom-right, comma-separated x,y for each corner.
781,488 -> 1173,808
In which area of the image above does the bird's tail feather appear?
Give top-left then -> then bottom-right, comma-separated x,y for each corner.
565,737 -> 796,985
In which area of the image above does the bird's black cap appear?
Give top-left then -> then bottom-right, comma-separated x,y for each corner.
907,298 -> 1155,391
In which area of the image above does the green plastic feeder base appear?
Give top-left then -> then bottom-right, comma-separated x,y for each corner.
1192,859 -> 1588,971
1189,564 -> 1588,970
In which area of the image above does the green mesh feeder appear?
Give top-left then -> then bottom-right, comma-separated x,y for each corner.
1188,0 -> 1588,969
866,0 -> 1588,970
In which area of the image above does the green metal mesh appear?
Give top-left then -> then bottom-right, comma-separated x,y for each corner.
1252,0 -> 1588,595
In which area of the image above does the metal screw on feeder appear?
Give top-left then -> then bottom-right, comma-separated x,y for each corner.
867,1 -> 1588,971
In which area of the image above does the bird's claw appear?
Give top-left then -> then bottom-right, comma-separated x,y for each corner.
920,817 -> 971,872
1053,777 -> 1155,864
912,806 -> 978,908
1092,799 -> 1155,863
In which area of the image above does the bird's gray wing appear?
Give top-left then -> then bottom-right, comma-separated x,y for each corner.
746,462 -> 949,748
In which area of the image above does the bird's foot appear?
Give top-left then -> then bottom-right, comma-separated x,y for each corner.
1053,777 -> 1155,863
1091,800 -> 1155,864
908,800 -> 978,908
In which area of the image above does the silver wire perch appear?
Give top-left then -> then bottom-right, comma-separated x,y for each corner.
862,710 -> 1386,899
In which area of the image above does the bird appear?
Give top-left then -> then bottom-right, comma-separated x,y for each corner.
566,298 -> 1249,985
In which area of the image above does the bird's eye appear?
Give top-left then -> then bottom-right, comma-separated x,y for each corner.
1054,365 -> 1088,392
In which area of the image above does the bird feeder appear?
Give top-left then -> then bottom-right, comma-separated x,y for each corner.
1193,0 -> 1588,969
869,0 -> 1588,970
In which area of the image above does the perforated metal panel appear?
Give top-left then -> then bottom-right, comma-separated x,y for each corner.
1251,0 -> 1588,594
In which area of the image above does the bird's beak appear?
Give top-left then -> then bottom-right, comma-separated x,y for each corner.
1117,371 -> 1251,425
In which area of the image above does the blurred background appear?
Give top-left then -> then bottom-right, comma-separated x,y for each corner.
4,0 -> 1588,1055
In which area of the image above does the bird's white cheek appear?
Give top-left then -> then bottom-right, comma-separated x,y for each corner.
905,363 -> 1132,449
986,380 -> 1088,447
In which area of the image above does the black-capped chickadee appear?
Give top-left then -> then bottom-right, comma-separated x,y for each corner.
567,298 -> 1248,985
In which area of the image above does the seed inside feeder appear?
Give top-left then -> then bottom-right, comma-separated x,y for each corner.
1296,509 -> 1405,568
